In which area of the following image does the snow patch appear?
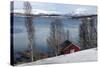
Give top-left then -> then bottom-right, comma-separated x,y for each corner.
17,48 -> 97,66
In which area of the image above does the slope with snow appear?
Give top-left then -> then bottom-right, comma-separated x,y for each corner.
17,48 -> 97,66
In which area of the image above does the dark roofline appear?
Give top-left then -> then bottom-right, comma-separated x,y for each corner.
63,44 -> 80,51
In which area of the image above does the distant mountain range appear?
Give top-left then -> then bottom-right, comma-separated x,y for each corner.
11,13 -> 97,18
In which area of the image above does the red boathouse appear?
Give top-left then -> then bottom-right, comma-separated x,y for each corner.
60,40 -> 80,55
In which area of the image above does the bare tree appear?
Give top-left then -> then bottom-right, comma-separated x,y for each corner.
66,29 -> 70,40
47,17 -> 65,56
24,2 -> 36,61
89,17 -> 97,48
79,16 -> 97,50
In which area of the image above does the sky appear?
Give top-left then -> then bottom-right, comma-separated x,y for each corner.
13,1 -> 97,15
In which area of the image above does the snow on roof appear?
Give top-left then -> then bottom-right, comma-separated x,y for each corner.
17,48 -> 97,66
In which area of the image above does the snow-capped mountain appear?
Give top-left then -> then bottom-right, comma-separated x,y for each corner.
12,8 -> 97,17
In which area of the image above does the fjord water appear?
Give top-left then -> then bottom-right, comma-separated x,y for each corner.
13,15 -> 81,58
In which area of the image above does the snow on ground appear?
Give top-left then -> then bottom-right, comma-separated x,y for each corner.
17,48 -> 97,66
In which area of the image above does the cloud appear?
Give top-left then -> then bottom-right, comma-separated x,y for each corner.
74,7 -> 97,15
14,9 -> 61,14
74,8 -> 86,14
32,9 -> 61,14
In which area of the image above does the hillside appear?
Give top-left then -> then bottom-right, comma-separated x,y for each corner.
17,48 -> 97,66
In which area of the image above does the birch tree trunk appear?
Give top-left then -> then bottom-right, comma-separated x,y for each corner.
47,17 -> 65,56
24,2 -> 36,61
